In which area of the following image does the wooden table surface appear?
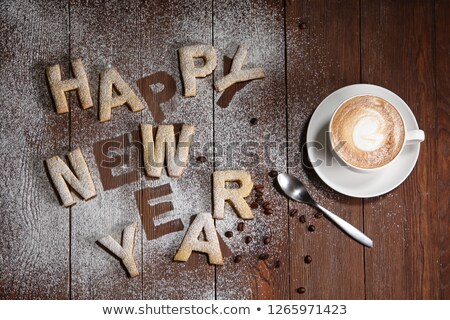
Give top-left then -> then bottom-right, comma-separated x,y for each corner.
0,0 -> 449,300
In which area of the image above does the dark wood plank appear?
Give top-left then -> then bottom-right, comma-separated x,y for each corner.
0,0 -> 70,299
139,0 -> 216,299
361,0 -> 440,299
213,0 -> 289,299
286,0 -> 365,299
435,0 -> 450,300
69,0 -> 144,299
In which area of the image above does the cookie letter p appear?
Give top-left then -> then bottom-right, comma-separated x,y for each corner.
213,170 -> 254,220
178,44 -> 217,97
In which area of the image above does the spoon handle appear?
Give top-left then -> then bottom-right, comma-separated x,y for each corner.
315,204 -> 373,248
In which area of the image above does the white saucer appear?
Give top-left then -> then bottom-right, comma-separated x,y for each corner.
306,84 -> 421,198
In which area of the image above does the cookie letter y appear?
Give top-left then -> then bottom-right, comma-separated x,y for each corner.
98,223 -> 139,277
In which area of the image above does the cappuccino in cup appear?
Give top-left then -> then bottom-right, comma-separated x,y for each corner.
330,95 -> 406,170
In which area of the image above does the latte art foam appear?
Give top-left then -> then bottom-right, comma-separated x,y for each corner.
330,95 -> 405,169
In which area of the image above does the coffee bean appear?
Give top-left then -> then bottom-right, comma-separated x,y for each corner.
250,202 -> 259,209
296,287 -> 306,294
263,236 -> 271,245
259,253 -> 269,260
308,225 -> 315,232
225,231 -> 233,238
245,236 -> 252,244
299,22 -> 307,29
299,215 -> 306,223
255,197 -> 265,205
274,260 -> 281,268
264,209 -> 273,215
255,190 -> 264,196
289,208 -> 298,217
196,155 -> 207,163
314,212 -> 323,219
234,255 -> 242,263
237,222 -> 245,231
254,184 -> 264,190
268,170 -> 278,177
250,117 -> 258,125
262,202 -> 271,209
304,255 -> 312,264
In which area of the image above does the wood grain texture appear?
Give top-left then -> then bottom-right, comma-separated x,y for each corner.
69,0 -> 144,299
361,0 -> 440,299
435,0 -> 450,300
286,0 -> 365,299
0,0 -> 70,299
213,0 -> 289,299
138,0 -> 216,300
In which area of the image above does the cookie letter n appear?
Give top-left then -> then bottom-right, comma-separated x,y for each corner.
46,148 -> 96,207
178,45 -> 217,97
46,58 -> 93,114
174,213 -> 223,265
213,170 -> 254,220
99,67 -> 145,122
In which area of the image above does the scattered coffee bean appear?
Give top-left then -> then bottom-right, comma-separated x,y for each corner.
264,209 -> 273,215
304,255 -> 312,264
299,22 -> 307,29
225,231 -> 233,238
262,202 -> 271,209
308,225 -> 315,232
245,236 -> 252,244
314,212 -> 323,219
250,117 -> 258,125
259,253 -> 269,260
268,170 -> 278,177
299,215 -> 306,223
250,202 -> 259,209
274,260 -> 281,268
255,197 -> 265,205
254,184 -> 264,190
289,208 -> 298,217
255,190 -> 264,196
234,255 -> 242,263
263,236 -> 271,245
296,287 -> 306,294
196,155 -> 207,163
237,222 -> 245,231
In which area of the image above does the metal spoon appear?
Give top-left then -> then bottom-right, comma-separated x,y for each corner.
277,173 -> 373,248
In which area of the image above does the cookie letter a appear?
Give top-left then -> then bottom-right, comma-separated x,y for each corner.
46,58 -> 93,114
46,148 -> 96,207
214,45 -> 265,92
98,223 -> 139,278
141,124 -> 195,178
178,45 -> 217,97
99,67 -> 145,122
174,213 -> 223,265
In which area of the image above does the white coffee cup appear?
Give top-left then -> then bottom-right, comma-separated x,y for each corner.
329,94 -> 425,173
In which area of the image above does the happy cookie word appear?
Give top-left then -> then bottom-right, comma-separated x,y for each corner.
46,44 -> 265,122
